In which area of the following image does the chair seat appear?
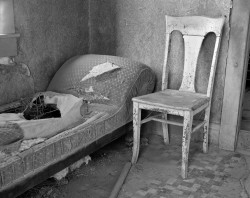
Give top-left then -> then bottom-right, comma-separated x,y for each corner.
133,89 -> 210,111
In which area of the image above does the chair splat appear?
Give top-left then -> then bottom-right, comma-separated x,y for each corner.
179,35 -> 204,93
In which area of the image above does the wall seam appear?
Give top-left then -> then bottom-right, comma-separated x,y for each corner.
218,0 -> 233,129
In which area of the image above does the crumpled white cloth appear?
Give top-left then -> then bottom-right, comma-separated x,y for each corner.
0,91 -> 83,139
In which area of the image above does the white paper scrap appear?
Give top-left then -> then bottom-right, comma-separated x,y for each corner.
81,62 -> 120,82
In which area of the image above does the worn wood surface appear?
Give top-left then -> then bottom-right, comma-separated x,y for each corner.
132,15 -> 224,178
133,89 -> 209,111
182,111 -> 193,178
131,102 -> 141,163
203,106 -> 210,153
109,162 -> 132,198
179,36 -> 204,92
165,16 -> 224,36
162,113 -> 169,144
162,33 -> 170,91
220,1 -> 250,151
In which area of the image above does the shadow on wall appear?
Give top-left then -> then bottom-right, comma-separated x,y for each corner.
0,63 -> 34,106
0,0 -> 90,105
88,0 -> 117,55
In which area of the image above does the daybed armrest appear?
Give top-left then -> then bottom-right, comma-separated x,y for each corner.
47,54 -> 156,108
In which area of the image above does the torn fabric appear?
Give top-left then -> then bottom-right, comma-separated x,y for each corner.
81,61 -> 120,82
0,92 -> 83,139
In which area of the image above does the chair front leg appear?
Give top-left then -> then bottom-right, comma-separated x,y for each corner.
182,111 -> 193,179
131,102 -> 142,164
203,106 -> 210,153
162,113 -> 169,144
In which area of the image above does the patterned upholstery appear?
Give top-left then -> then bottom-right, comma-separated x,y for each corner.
0,54 -> 155,194
47,54 -> 155,105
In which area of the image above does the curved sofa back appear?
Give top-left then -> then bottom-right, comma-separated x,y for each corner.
47,54 -> 155,106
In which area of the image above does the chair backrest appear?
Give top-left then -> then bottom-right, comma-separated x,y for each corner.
162,15 -> 225,97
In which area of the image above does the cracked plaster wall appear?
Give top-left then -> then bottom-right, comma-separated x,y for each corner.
0,0 -> 89,105
90,0 -> 232,140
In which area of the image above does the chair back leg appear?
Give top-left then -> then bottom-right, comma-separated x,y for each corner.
132,102 -> 142,163
203,106 -> 211,153
162,113 -> 170,144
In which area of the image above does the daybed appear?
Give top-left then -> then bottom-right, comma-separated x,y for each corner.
0,54 -> 155,197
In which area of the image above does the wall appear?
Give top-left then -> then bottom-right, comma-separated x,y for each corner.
89,0 -> 116,55
0,0 -> 89,105
90,0 -> 232,143
0,0 -> 233,144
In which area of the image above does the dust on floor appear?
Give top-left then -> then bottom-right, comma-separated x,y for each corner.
18,135 -> 131,198
19,134 -> 250,198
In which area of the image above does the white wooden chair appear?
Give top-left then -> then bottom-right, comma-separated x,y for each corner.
131,15 -> 225,179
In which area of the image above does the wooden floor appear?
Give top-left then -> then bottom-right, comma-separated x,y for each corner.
18,134 -> 250,198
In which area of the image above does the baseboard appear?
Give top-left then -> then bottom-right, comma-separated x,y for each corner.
209,122 -> 220,145
236,129 -> 250,152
